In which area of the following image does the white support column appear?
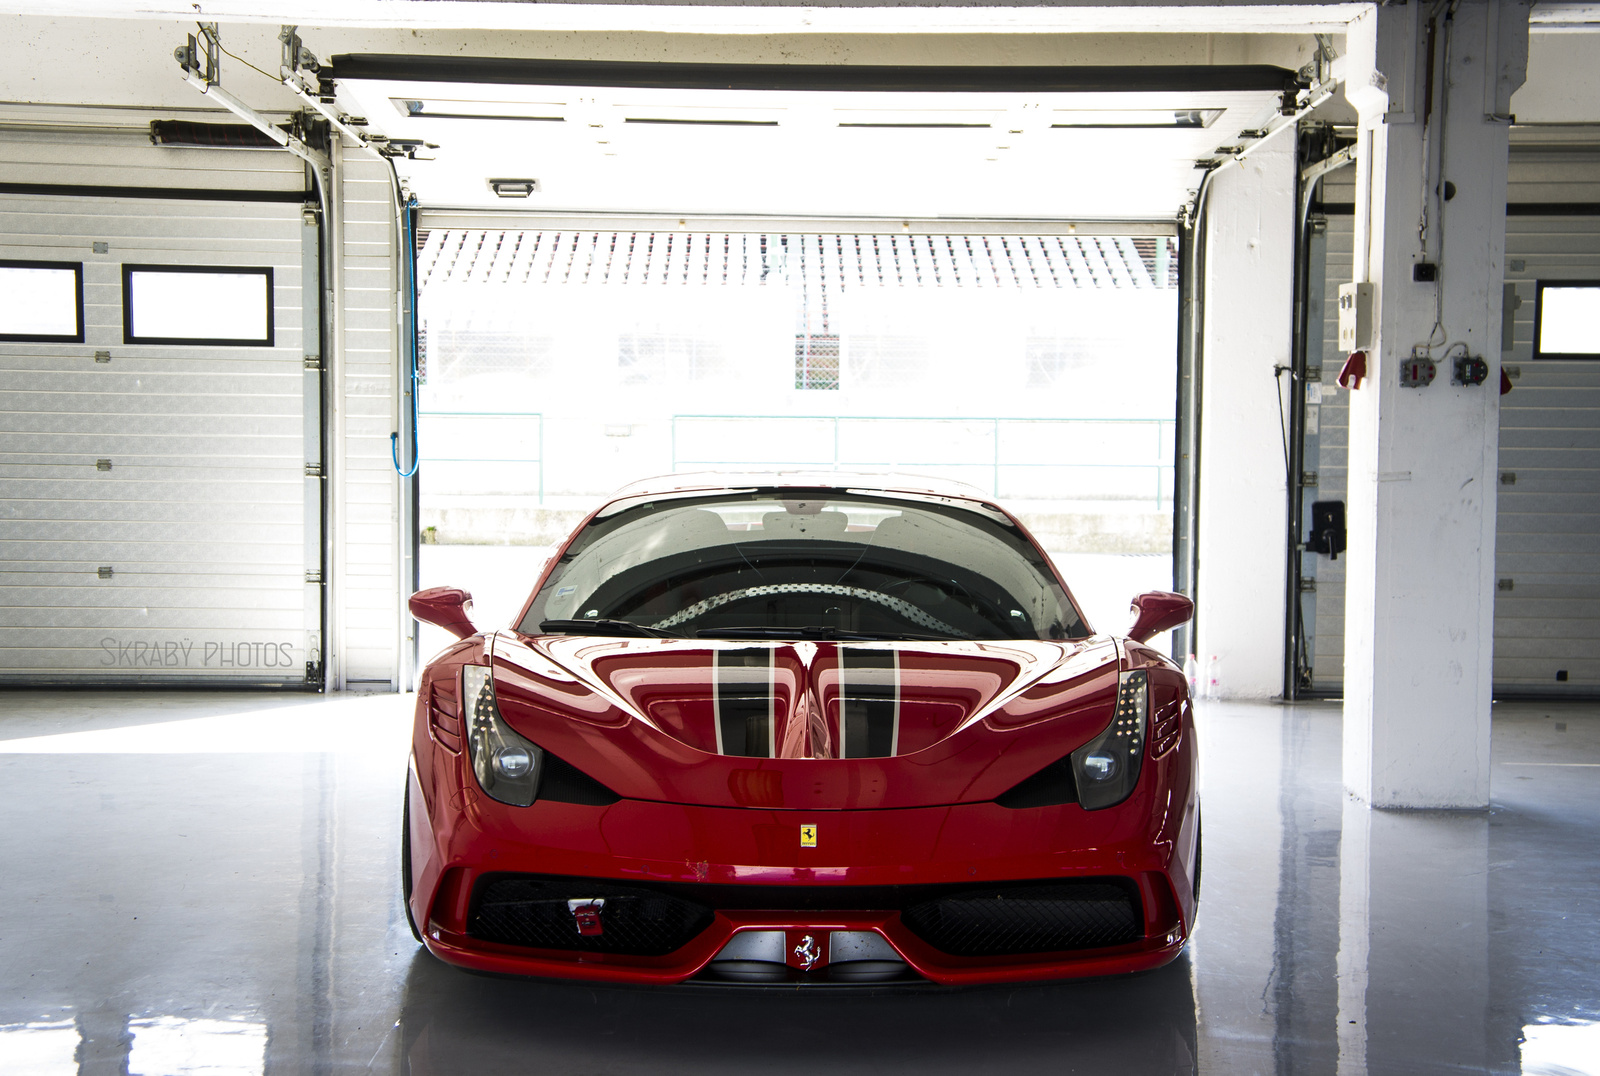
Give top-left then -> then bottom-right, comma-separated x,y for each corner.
1195,141 -> 1295,699
1342,2 -> 1528,808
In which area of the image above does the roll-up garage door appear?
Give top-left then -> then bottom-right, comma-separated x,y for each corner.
1300,155 -> 1600,696
1494,213 -> 1600,693
0,135 -> 321,685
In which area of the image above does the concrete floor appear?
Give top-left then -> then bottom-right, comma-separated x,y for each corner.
0,692 -> 1595,1076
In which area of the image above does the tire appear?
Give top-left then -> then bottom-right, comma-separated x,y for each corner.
401,781 -> 425,945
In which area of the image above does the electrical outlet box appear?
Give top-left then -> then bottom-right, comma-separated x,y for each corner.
1400,354 -> 1437,388
1338,282 -> 1374,351
1452,355 -> 1489,386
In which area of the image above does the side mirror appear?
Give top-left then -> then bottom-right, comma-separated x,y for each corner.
409,586 -> 478,640
1127,591 -> 1194,644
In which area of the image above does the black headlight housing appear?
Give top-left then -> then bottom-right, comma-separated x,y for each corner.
463,664 -> 543,807
1070,669 -> 1148,811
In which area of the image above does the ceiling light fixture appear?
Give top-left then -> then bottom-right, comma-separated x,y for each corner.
488,178 -> 541,198
398,98 -> 565,122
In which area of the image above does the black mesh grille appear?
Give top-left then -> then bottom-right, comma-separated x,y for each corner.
470,874 -> 1140,960
539,752 -> 620,805
901,881 -> 1141,956
470,875 -> 714,956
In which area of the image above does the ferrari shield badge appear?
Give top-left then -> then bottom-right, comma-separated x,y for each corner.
799,824 -> 817,848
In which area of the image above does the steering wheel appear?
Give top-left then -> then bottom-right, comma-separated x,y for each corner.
648,582 -> 965,636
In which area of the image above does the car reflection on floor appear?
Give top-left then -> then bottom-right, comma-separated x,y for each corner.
396,953 -> 1198,1074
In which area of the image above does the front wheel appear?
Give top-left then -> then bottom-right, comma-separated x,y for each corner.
401,781 -> 424,944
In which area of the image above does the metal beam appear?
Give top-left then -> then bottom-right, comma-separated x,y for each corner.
329,54 -> 1301,95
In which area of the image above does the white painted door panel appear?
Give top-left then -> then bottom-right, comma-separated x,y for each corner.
0,152 -> 318,683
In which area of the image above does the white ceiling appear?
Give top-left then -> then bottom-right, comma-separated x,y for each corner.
0,1 -> 1369,35
6,3 -> 1600,221
343,79 -> 1288,219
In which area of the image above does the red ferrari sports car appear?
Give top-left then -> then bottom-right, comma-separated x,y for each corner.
404,472 -> 1198,985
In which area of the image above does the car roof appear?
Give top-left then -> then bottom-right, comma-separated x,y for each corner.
606,470 -> 995,504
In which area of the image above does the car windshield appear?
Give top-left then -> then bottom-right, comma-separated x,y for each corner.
519,489 -> 1088,641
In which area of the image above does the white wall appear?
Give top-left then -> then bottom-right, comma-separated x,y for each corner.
1194,142 -> 1295,699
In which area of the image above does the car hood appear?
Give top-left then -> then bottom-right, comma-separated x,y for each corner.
487,632 -> 1125,810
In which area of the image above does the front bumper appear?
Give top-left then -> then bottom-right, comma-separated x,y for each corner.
407,768 -> 1197,985
423,905 -> 1185,986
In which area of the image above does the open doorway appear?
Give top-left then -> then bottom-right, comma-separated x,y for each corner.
413,221 -> 1179,654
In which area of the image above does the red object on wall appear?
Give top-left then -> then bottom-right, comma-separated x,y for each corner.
1338,351 -> 1367,390
1501,367 -> 1514,395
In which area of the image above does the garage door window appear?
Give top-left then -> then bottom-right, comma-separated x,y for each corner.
0,260 -> 83,342
122,264 -> 274,346
1534,280 -> 1600,359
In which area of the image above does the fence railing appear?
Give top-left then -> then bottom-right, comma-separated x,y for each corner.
415,412 -> 1172,511
670,414 -> 1175,509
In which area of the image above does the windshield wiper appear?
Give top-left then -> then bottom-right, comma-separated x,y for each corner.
695,625 -> 953,642
539,619 -> 682,639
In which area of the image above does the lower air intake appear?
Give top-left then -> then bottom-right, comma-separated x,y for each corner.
470,875 -> 714,956
901,881 -> 1142,956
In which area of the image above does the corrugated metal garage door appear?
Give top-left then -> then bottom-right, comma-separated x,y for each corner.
1302,153 -> 1600,696
0,131 -> 321,685
1495,214 -> 1600,692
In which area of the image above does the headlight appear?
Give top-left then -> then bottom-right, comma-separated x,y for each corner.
462,664 -> 543,807
1071,669 -> 1147,811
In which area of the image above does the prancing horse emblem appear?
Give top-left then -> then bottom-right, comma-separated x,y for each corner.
793,934 -> 821,970
800,824 -> 817,848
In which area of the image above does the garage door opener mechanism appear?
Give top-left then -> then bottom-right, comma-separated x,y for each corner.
173,24 -> 435,167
